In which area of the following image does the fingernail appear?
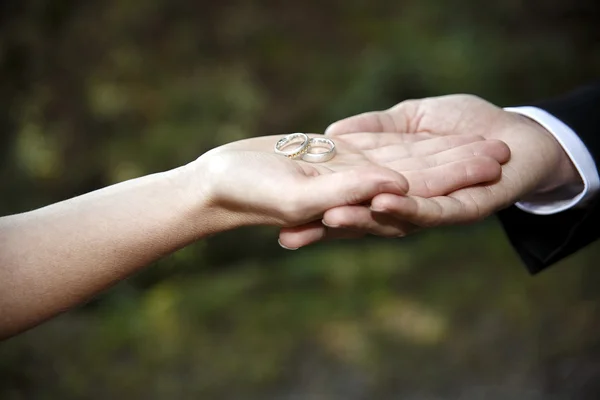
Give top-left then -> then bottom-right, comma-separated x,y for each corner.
369,206 -> 386,213
321,220 -> 340,228
278,239 -> 299,250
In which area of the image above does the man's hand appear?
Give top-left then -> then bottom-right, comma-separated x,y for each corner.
278,94 -> 579,247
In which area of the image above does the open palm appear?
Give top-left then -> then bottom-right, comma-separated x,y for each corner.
302,95 -> 570,237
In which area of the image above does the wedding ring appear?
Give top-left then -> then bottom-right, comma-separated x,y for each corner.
301,137 -> 336,163
274,132 -> 310,159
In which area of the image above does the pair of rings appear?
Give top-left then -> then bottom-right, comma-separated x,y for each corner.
274,133 -> 336,163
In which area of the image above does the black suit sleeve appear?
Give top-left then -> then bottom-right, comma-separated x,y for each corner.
497,83 -> 600,274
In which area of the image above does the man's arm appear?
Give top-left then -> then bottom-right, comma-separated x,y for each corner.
318,90 -> 599,273
497,83 -> 600,273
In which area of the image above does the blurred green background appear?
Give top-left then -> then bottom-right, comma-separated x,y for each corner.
1,1 -> 600,399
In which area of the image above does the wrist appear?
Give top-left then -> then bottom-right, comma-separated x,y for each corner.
166,161 -> 233,239
179,153 -> 249,237
514,114 -> 582,194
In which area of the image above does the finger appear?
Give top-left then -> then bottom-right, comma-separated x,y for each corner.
365,135 -> 493,162
335,132 -> 435,151
278,222 -> 364,249
393,140 -> 511,171
321,205 -> 419,237
402,156 -> 502,197
325,111 -> 401,136
386,139 -> 510,172
369,186 -> 497,227
295,166 -> 409,217
325,101 -> 418,136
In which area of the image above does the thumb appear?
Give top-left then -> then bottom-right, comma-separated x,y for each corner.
325,101 -> 416,136
296,166 -> 409,217
325,111 -> 389,136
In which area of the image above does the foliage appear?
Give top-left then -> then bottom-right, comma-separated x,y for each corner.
1,1 -> 600,398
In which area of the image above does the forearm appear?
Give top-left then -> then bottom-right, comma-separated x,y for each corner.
0,164 -> 220,338
504,84 -> 600,198
508,112 -> 582,195
497,84 -> 600,273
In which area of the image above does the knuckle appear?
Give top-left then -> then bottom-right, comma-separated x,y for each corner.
417,204 -> 443,228
345,188 -> 365,205
458,93 -> 483,102
420,179 -> 435,198
325,122 -> 342,136
390,98 -> 417,111
466,157 -> 501,181
464,197 -> 485,223
457,135 -> 485,143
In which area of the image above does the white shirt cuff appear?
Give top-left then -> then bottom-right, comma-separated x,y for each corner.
504,106 -> 600,215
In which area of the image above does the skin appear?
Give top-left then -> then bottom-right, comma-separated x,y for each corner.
279,94 -> 580,247
0,131 -> 507,339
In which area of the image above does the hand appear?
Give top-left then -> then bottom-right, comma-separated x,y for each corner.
0,129 -> 509,337
281,94 -> 578,241
193,131 -> 509,237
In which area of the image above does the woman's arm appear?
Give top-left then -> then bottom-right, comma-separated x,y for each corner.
0,166 -> 217,339
0,135 -> 410,339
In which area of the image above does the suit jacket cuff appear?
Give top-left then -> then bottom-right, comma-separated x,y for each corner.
497,83 -> 600,273
504,106 -> 599,214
